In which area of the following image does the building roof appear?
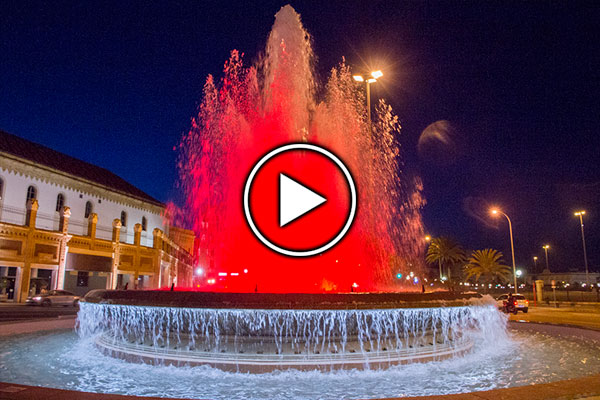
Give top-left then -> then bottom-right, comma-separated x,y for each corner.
0,130 -> 163,207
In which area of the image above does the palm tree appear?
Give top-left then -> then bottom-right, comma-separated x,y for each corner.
426,237 -> 466,280
464,249 -> 512,289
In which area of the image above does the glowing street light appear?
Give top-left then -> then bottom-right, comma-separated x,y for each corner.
490,208 -> 518,294
353,70 -> 383,126
424,235 -> 431,242
574,211 -> 590,286
533,256 -> 538,272
543,245 -> 550,271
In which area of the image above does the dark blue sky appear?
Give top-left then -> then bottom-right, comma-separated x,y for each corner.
1,1 -> 599,274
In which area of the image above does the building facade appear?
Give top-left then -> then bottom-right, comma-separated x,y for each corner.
0,130 -> 194,302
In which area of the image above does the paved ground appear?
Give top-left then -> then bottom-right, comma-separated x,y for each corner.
0,303 -> 78,322
508,304 -> 600,330
1,303 -> 600,399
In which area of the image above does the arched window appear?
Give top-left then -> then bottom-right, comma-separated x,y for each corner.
26,185 -> 37,204
84,201 -> 93,218
141,216 -> 147,231
55,193 -> 65,212
120,211 -> 127,227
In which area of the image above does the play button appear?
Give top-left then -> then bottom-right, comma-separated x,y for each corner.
279,173 -> 326,227
244,143 -> 357,257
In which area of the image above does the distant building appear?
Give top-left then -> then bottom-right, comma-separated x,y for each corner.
0,130 -> 194,302
527,268 -> 600,287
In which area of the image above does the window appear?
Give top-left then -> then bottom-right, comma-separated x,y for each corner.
26,185 -> 37,204
120,211 -> 127,227
55,193 -> 65,212
84,201 -> 93,218
141,216 -> 147,231
76,271 -> 89,287
0,177 -> 4,200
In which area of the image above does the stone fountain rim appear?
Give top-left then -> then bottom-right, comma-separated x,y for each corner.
82,289 -> 485,310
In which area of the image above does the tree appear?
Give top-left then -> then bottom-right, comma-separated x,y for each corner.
426,237 -> 466,280
464,249 -> 512,289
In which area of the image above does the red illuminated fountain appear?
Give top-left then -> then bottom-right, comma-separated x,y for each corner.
172,5 -> 426,293
76,6 -> 503,376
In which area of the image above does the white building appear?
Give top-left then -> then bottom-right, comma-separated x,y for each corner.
0,130 -> 195,302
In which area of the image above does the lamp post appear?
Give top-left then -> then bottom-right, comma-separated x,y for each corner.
491,208 -> 518,294
353,70 -> 383,127
574,211 -> 590,286
543,245 -> 550,271
533,256 -> 538,272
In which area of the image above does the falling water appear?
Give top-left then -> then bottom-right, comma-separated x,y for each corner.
77,300 -> 507,371
173,5 -> 426,292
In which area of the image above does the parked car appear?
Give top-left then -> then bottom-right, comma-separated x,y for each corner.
26,290 -> 80,307
496,293 -> 529,313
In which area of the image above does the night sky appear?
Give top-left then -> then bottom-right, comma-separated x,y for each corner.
1,1 -> 599,275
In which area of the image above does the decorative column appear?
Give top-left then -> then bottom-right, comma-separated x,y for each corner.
132,223 -> 142,289
25,199 -> 38,228
134,223 -> 142,246
19,200 -> 39,302
87,213 -> 98,239
153,228 -> 163,289
55,206 -> 71,290
109,219 -> 122,290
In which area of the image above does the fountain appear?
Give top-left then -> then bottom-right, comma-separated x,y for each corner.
77,290 -> 494,372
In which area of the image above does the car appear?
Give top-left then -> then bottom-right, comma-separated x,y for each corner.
496,293 -> 529,313
26,290 -> 80,307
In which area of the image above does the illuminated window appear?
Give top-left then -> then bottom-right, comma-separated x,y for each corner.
55,193 -> 65,212
141,216 -> 147,231
121,211 -> 127,227
84,201 -> 93,218
26,185 -> 37,204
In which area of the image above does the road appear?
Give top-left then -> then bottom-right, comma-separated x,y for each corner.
509,304 -> 600,330
0,304 -> 78,323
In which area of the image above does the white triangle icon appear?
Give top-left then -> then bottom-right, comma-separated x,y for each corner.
279,173 -> 327,227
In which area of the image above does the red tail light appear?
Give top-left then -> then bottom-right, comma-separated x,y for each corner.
513,300 -> 518,306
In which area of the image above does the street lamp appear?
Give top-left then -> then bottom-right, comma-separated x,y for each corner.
574,211 -> 590,286
353,70 -> 383,126
516,269 -> 523,288
491,208 -> 518,294
543,245 -> 550,271
424,235 -> 431,242
533,256 -> 538,272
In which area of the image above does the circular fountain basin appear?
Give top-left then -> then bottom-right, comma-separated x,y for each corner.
79,290 -> 487,372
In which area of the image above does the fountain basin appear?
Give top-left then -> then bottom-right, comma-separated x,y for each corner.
79,290 -> 492,372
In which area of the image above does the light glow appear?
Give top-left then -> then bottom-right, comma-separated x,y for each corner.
371,70 -> 383,79
352,75 -> 364,82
